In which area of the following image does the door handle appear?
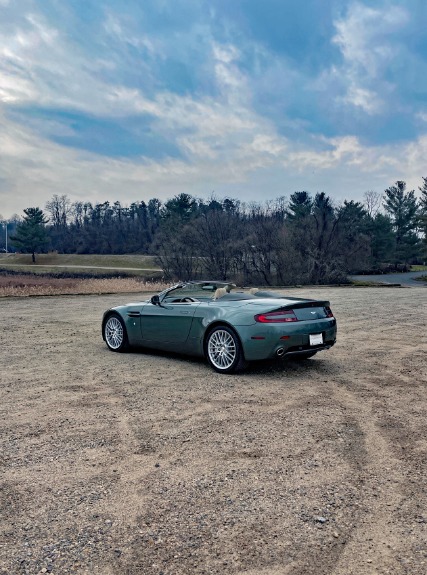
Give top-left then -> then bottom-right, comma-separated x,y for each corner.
180,311 -> 190,315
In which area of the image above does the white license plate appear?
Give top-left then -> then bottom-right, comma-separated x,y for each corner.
309,333 -> 323,346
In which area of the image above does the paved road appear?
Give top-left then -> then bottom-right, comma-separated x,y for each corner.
351,270 -> 427,287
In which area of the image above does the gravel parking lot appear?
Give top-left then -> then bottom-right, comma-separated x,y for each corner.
1,287 -> 426,575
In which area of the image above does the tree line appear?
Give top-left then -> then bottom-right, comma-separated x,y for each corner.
4,178 -> 427,285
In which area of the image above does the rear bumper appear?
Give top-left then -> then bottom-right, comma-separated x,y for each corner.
282,341 -> 335,358
237,318 -> 337,361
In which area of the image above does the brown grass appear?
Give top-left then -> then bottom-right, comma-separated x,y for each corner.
0,252 -> 158,268
0,275 -> 170,297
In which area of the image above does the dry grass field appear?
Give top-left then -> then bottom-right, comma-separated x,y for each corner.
0,253 -> 162,280
0,274 -> 168,297
0,253 -> 159,269
0,286 -> 426,575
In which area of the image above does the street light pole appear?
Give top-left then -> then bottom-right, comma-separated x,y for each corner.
5,222 -> 7,253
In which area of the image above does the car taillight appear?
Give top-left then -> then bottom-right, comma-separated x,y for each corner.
325,306 -> 334,318
255,309 -> 298,323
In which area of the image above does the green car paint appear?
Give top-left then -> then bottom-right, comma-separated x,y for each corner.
102,281 -> 337,373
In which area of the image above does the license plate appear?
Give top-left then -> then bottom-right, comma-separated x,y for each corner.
309,333 -> 323,346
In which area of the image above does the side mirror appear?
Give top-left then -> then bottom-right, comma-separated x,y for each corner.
151,295 -> 160,306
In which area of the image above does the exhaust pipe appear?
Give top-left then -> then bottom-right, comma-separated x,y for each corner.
276,347 -> 285,357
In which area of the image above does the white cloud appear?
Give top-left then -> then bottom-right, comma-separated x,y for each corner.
286,135 -> 397,172
212,42 -> 251,108
0,108 -> 281,215
212,43 -> 239,65
0,9 -> 156,116
333,4 -> 407,76
416,112 -> 427,123
332,2 -> 409,114
0,9 -> 252,145
103,12 -> 156,54
1,2 -> 426,217
343,85 -> 383,115
0,10 -> 289,195
2,101 -> 427,218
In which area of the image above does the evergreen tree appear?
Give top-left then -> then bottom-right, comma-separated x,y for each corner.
10,207 -> 49,263
419,177 -> 427,260
369,213 -> 395,265
161,193 -> 198,222
383,181 -> 420,263
286,191 -> 313,220
336,201 -> 371,272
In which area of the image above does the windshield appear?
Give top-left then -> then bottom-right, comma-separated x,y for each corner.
161,282 -> 234,302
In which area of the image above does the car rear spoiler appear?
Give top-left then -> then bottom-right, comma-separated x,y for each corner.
253,291 -> 330,309
279,300 -> 331,310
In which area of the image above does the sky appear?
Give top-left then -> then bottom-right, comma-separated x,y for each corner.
1,0 -> 427,218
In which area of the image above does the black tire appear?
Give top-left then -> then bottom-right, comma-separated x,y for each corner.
103,313 -> 129,352
205,325 -> 248,374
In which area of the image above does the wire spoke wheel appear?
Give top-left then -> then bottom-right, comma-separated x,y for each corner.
104,316 -> 126,351
206,326 -> 245,373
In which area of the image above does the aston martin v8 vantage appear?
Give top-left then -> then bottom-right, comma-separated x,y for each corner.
102,281 -> 337,373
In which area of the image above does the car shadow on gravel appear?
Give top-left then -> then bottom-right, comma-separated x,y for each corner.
121,345 -> 339,377
243,356 -> 340,376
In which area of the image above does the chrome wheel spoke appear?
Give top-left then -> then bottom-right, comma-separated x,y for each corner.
105,317 -> 124,350
208,329 -> 237,370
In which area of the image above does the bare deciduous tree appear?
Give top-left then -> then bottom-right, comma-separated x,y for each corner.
363,190 -> 382,218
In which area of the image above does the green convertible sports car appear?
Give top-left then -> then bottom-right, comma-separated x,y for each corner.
102,281 -> 337,373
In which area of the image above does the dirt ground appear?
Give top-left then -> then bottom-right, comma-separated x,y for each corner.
0,287 -> 426,575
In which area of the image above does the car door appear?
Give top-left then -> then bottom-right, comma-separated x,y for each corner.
140,301 -> 200,344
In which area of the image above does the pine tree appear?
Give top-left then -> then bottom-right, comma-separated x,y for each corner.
383,181 -> 420,264
419,177 -> 427,260
286,191 -> 313,220
10,207 -> 49,263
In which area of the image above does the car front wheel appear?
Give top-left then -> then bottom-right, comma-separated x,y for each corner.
103,314 -> 129,352
206,326 -> 247,374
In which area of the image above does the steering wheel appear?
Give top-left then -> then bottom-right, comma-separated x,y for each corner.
182,297 -> 196,302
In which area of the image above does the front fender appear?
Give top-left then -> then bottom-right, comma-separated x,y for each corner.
102,306 -> 144,346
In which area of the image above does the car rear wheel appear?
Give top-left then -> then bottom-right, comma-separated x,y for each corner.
104,314 -> 129,352
206,326 -> 247,374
